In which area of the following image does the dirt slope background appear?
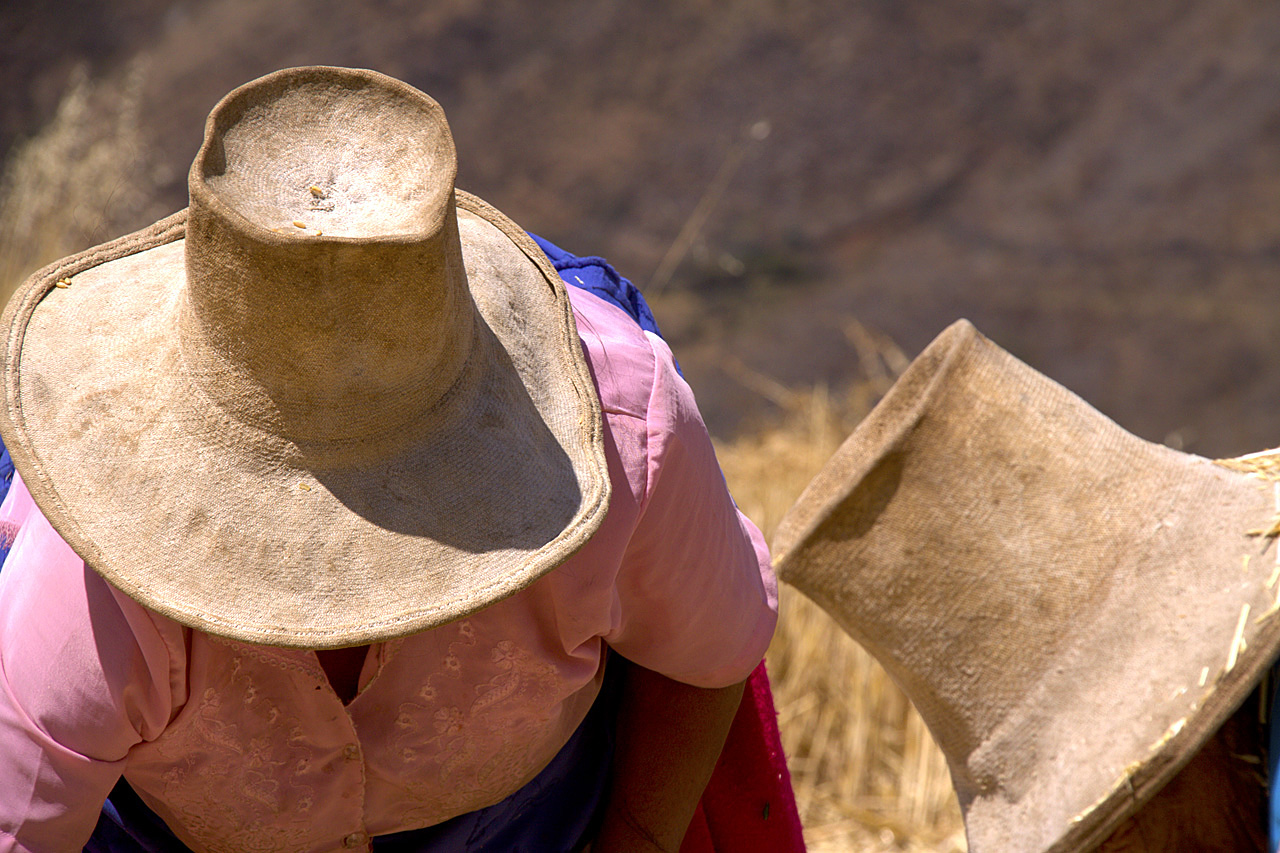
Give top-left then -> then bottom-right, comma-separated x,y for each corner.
4,0 -> 1280,456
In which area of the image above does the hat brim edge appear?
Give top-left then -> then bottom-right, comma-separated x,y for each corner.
1,201 -> 612,649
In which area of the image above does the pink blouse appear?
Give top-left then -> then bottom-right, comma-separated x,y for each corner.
0,286 -> 778,853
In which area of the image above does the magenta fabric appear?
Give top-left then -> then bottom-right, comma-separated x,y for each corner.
682,660 -> 806,852
0,285 -> 777,852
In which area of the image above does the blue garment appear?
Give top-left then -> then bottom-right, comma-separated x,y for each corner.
0,442 -> 15,567
1270,673 -> 1280,850
529,234 -> 664,339
61,234 -> 646,852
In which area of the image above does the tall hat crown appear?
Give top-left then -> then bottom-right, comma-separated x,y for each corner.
181,67 -> 473,448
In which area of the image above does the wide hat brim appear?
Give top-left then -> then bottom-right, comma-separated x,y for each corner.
0,190 -> 611,648
773,319 -> 1280,852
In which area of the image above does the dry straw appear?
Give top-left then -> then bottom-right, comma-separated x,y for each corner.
712,330 -> 965,853
0,61 -> 157,305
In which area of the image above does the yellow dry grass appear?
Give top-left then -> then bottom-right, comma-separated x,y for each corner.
715,357 -> 966,852
0,61 -> 154,305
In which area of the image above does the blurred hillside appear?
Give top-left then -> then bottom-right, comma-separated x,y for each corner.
4,0 -> 1280,454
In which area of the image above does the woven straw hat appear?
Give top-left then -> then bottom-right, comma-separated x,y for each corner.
773,320 -> 1280,853
0,67 -> 610,648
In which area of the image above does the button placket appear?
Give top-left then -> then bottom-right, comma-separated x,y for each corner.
317,670 -> 368,851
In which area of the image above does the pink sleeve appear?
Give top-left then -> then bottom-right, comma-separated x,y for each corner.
604,333 -> 779,688
0,475 -> 180,851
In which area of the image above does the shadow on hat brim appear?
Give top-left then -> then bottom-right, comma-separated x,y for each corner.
0,192 -> 611,648
773,319 -> 1280,852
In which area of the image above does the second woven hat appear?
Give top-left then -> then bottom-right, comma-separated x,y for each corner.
773,319 -> 1280,852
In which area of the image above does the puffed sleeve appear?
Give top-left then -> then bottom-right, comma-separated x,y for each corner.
603,332 -> 778,688
0,475 -> 181,852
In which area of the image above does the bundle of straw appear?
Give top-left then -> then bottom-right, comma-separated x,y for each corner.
716,370 -> 966,853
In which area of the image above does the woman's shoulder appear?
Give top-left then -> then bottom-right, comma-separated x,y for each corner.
0,474 -> 185,753
568,285 -> 666,423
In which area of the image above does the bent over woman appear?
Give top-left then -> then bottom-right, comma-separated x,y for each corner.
0,67 -> 798,852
